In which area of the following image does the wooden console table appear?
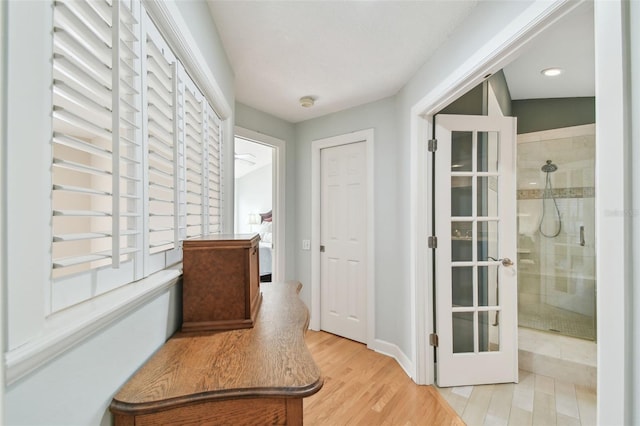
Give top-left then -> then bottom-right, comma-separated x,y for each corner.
110,282 -> 323,425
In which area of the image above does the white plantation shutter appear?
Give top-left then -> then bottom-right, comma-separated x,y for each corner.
51,0 -> 141,286
183,76 -> 206,238
144,25 -> 178,254
48,0 -> 225,310
205,104 -> 222,234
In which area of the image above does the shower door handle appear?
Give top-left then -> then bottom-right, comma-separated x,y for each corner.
580,226 -> 585,246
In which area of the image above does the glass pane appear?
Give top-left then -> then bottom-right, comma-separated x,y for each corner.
452,222 -> 472,261
452,267 -> 473,307
479,311 -> 500,352
477,131 -> 499,172
451,131 -> 472,171
452,176 -> 472,217
453,312 -> 474,353
477,176 -> 498,217
477,221 -> 498,261
478,265 -> 499,306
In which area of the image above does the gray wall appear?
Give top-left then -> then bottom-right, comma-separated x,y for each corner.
5,287 -> 182,425
438,83 -> 485,115
489,70 -> 512,117
512,97 -> 595,134
234,103 -> 297,281
294,97 -> 401,343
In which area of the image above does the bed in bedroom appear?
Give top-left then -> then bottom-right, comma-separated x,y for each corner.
258,210 -> 273,282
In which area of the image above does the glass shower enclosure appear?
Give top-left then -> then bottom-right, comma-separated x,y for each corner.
516,124 -> 596,341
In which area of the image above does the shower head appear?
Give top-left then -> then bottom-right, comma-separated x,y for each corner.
541,160 -> 558,173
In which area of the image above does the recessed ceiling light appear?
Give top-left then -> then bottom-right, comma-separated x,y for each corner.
541,67 -> 563,77
299,96 -> 315,108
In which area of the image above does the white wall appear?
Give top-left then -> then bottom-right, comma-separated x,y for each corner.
631,1 -> 640,422
234,103 -> 297,281
235,164 -> 272,234
2,1 -> 234,424
0,0 -> 7,421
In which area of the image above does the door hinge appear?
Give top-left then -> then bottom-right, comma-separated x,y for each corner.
429,333 -> 439,347
428,235 -> 437,248
428,139 -> 438,152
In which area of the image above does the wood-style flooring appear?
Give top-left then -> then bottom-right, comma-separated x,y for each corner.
304,330 -> 464,426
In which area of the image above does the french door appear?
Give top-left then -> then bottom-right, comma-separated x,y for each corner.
434,114 -> 518,387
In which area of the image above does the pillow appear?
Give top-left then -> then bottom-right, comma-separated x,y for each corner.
259,221 -> 272,241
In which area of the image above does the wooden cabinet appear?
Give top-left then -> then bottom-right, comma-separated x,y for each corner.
110,282 -> 323,426
182,234 -> 261,332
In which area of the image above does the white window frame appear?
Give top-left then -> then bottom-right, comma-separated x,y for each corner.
3,0 -> 232,385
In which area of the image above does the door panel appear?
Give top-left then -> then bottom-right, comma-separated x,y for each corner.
435,114 -> 518,387
320,142 -> 367,343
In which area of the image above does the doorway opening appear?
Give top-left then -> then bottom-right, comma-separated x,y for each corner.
429,0 -> 595,371
233,127 -> 286,283
234,137 -> 274,282
418,1 -> 598,422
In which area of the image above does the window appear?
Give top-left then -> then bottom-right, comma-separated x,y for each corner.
50,0 -> 223,311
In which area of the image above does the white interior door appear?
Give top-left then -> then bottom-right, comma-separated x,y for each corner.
320,141 -> 367,343
434,114 -> 518,387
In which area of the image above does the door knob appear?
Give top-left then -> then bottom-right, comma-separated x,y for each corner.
501,257 -> 514,267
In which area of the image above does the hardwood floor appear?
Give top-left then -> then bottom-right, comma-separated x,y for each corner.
304,331 -> 464,426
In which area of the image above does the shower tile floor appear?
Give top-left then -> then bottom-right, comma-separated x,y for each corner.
435,370 -> 597,426
518,303 -> 596,341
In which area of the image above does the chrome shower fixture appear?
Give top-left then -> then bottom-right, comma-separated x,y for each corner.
541,160 -> 558,173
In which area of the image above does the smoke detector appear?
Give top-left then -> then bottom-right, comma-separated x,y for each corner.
299,96 -> 315,108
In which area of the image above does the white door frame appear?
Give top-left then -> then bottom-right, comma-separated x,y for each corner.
234,126 -> 286,283
410,0 -> 584,382
310,129 -> 375,347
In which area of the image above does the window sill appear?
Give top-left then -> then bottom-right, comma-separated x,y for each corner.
5,266 -> 182,385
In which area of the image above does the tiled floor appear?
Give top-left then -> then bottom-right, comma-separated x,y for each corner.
518,327 -> 596,390
435,370 -> 597,426
519,302 -> 596,341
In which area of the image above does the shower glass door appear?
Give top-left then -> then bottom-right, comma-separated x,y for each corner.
516,125 -> 596,341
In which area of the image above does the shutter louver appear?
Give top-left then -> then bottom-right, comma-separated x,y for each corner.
145,31 -> 177,254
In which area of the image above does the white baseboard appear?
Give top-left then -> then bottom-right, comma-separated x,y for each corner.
370,338 -> 415,380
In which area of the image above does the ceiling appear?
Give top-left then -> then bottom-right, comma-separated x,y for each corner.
234,137 -> 273,178
206,1 -> 594,124
502,3 -> 594,100
207,0 -> 478,123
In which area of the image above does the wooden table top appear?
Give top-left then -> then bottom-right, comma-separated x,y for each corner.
110,281 -> 323,416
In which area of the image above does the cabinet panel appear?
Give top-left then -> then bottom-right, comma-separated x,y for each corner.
182,234 -> 261,332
